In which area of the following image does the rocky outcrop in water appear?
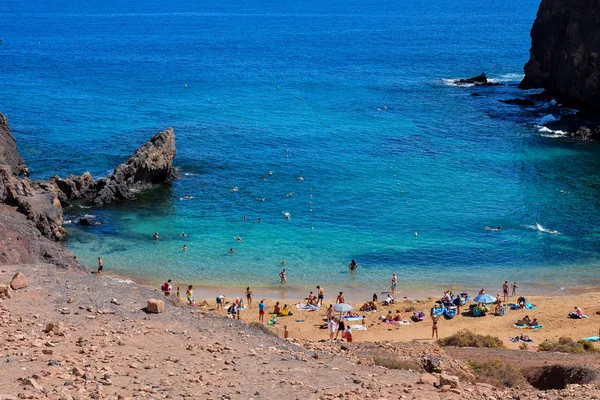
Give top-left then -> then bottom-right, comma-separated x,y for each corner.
52,128 -> 176,206
454,73 -> 502,87
0,111 -> 177,269
519,0 -> 600,112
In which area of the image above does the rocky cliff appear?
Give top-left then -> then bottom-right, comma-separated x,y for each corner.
519,0 -> 600,112
0,112 -> 177,269
52,128 -> 176,207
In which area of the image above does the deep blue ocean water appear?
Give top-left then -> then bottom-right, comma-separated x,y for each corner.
1,0 -> 600,295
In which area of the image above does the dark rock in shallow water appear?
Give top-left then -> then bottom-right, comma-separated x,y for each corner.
520,0 -> 600,112
499,98 -> 535,106
52,128 -> 176,207
78,217 -> 92,226
471,93 -> 482,97
454,73 -> 503,87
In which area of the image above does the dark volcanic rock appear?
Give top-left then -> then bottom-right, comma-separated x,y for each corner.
78,217 -> 92,226
52,128 -> 176,206
519,0 -> 600,112
499,98 -> 535,106
0,110 -> 176,272
454,73 -> 502,86
0,113 -> 27,177
0,206 -> 81,269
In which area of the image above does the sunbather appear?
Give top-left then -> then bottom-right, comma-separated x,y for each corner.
393,310 -> 403,321
383,311 -> 394,322
517,315 -> 531,326
529,318 -> 539,327
569,305 -> 589,319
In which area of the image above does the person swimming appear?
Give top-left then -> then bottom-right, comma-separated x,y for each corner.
348,259 -> 358,271
283,212 -> 291,220
485,226 -> 501,231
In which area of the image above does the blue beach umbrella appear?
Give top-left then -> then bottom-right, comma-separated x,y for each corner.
473,294 -> 497,304
333,303 -> 354,313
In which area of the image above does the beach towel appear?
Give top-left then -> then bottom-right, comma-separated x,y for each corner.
508,303 -> 520,310
525,303 -> 536,310
349,325 -> 367,331
512,324 -> 543,329
581,336 -> 600,342
296,303 -> 320,311
342,316 -> 363,322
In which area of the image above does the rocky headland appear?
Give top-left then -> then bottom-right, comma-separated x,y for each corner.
0,112 -> 176,269
519,0 -> 600,139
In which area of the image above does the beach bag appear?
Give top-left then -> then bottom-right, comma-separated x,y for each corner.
160,283 -> 167,292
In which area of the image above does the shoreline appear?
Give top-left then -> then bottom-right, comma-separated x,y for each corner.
97,266 -> 600,303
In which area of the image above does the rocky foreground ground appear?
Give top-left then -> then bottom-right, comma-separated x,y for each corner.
1,264 -> 600,400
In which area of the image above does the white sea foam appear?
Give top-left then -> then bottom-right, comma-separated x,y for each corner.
63,220 -> 72,225
77,205 -> 92,209
493,72 -> 524,82
528,223 -> 560,235
108,277 -> 135,284
83,214 -> 96,219
535,125 -> 568,138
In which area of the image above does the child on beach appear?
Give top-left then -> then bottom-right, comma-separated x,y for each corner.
258,300 -> 265,323
186,285 -> 194,305
431,314 -> 440,339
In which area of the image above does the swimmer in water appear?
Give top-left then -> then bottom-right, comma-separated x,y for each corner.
231,187 -> 239,192
229,248 -> 234,254
286,192 -> 293,198
153,232 -> 159,240
235,236 -> 243,242
348,259 -> 358,271
485,226 -> 502,231
257,198 -> 266,202
182,244 -> 187,252
283,212 -> 291,220
268,171 -> 273,176
181,232 -> 186,237
257,218 -> 262,223
297,176 -> 304,181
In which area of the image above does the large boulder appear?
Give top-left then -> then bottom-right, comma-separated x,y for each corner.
147,299 -> 165,313
519,0 -> 600,112
10,272 -> 27,290
44,321 -> 65,335
439,373 -> 460,389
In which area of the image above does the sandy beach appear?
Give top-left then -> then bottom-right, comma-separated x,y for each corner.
182,284 -> 600,350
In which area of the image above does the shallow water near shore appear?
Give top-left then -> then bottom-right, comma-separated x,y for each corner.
2,0 -> 600,294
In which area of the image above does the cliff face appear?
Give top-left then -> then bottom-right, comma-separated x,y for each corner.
519,0 -> 600,112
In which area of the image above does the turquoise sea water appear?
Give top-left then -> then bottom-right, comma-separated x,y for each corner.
1,0 -> 600,294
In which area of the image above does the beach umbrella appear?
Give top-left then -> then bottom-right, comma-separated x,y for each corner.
333,303 -> 353,314
473,293 -> 497,304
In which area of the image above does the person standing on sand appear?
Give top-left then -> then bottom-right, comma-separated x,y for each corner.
258,300 -> 265,323
186,285 -> 194,306
97,257 -> 103,275
431,314 -> 440,339
502,281 -> 509,302
336,292 -> 345,304
329,317 -> 338,341
317,286 -> 325,306
245,287 -> 254,307
512,282 -> 518,297
391,273 -> 397,295
335,318 -> 346,340
279,268 -> 287,283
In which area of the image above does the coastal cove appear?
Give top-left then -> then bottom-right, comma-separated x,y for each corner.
1,0 -> 600,293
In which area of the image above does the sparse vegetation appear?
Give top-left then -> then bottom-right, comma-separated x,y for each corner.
249,322 -> 279,337
538,337 -> 598,354
372,355 -> 423,372
519,342 -> 529,351
438,330 -> 505,348
468,359 -> 527,388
